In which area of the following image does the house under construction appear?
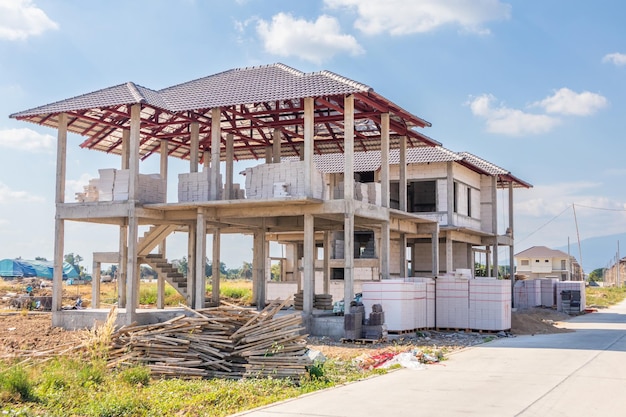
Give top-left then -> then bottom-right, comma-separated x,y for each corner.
10,63 -> 531,333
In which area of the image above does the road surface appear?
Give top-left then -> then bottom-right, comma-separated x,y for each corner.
233,298 -> 626,417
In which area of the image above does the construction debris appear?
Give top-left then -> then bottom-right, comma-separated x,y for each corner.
106,300 -> 311,379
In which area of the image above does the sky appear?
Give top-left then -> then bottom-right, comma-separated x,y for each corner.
0,0 -> 625,273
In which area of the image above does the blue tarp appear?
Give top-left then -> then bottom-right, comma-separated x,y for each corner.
0,259 -> 79,279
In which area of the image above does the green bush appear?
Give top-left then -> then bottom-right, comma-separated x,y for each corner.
118,366 -> 151,386
1,367 -> 35,402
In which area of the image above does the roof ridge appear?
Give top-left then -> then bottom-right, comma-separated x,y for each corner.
316,70 -> 372,92
273,63 -> 305,76
125,82 -> 147,104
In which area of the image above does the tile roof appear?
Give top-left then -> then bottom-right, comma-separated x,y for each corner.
459,151 -> 532,188
10,63 -> 437,161
515,246 -> 575,259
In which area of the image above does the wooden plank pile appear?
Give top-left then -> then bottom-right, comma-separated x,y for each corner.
107,300 -> 311,379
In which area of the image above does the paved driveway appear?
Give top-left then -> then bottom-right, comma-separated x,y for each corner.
233,298 -> 626,417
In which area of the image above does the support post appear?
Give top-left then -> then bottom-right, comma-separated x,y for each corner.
118,224 -> 127,307
52,113 -> 67,314
211,108 -> 221,200
343,94 -> 355,307
323,231 -> 331,295
446,235 -> 454,274
225,133 -> 234,200
508,182 -> 515,304
304,97 -> 314,197
399,233 -> 407,278
381,223 -> 390,279
190,122 -> 199,173
432,224 -> 440,276
303,214 -> 315,320
195,209 -> 207,309
380,113 -> 390,208
253,230 -> 266,309
399,136 -> 407,212
92,259 -> 101,308
273,129 -> 282,164
187,225 -> 196,307
211,229 -> 221,306
125,103 -> 141,325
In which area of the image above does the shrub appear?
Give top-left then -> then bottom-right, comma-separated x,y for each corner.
1,367 -> 35,402
118,366 -> 151,387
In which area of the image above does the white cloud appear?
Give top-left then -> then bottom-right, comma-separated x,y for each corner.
256,13 -> 364,64
602,52 -> 626,66
533,88 -> 608,116
0,181 -> 45,203
0,127 -> 55,152
0,0 -> 58,41
467,94 -> 560,136
324,0 -> 511,36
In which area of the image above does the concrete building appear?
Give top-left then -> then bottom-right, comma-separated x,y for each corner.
10,63 -> 530,334
514,246 -> 583,281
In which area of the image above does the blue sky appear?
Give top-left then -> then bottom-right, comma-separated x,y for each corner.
0,0 -> 625,272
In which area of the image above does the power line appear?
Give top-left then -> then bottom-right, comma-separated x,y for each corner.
570,204 -> 626,212
515,204 -> 572,246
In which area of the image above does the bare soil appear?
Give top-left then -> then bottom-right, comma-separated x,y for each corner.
0,307 -> 573,360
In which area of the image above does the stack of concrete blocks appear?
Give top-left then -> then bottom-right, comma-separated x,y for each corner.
513,279 -> 542,309
229,183 -> 246,200
113,169 -> 129,201
435,276 -> 469,329
75,178 -> 100,202
556,281 -> 586,313
539,278 -> 558,307
335,181 -> 382,205
362,304 -> 388,340
333,239 -> 345,259
97,168 -> 116,201
137,173 -> 166,203
361,280 -> 426,332
406,277 -> 435,328
344,304 -> 365,339
244,161 -> 324,199
178,170 -> 223,202
469,278 -> 511,331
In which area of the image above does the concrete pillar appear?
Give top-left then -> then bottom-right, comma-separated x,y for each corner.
190,121 -> 199,173
225,133 -> 234,200
343,94 -> 355,306
52,112 -> 67,313
92,260 -> 100,308
118,224 -> 127,307
273,129 -> 282,163
211,108 -> 221,200
121,129 -> 130,170
253,230 -> 266,309
491,176 -> 498,277
323,231 -> 331,294
303,214 -> 315,317
187,225 -> 196,306
194,208 -> 206,309
447,162 -> 454,223
399,233 -> 407,278
509,182 -> 515,303
446,235 -> 454,274
381,223 -> 390,279
432,225 -> 440,276
157,140 -> 169,309
399,136 -> 407,212
304,97 -> 314,197
380,113 -> 390,208
211,229 -> 220,306
125,103 -> 141,325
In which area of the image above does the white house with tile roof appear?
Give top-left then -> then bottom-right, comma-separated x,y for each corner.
514,246 -> 583,281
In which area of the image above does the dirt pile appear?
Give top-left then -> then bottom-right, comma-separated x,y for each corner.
510,307 -> 573,335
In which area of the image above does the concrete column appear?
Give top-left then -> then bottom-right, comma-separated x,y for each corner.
343,94 -> 355,306
121,129 -> 130,170
446,235 -> 454,274
118,224 -> 127,307
491,176 -> 498,277
125,103 -> 142,324
92,260 -> 101,308
211,108 -> 221,200
304,97 -> 314,197
447,162 -> 454,223
380,113 -> 390,208
187,225 -> 196,307
303,214 -> 314,317
381,223 -> 390,279
323,231 -> 331,294
194,209 -> 207,309
265,146 -> 273,164
253,230 -> 266,309
399,136 -> 407,212
157,140 -> 169,309
190,121 -> 199,173
273,129 -> 282,163
344,210 -> 355,307
225,133 -> 234,200
399,233 -> 407,278
509,182 -> 515,303
432,224 -> 440,276
52,112 -> 67,313
211,229 -> 220,306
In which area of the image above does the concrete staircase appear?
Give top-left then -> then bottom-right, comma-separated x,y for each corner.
140,253 -> 188,301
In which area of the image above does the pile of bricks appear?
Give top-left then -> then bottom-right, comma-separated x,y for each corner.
513,279 -> 542,309
244,161 -> 324,199
178,170 -> 224,202
469,278 -> 511,331
75,168 -> 165,203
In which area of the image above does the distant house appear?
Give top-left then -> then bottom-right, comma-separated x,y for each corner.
514,246 -> 583,281
603,256 -> 625,287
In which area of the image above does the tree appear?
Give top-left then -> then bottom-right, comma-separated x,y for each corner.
588,268 -> 604,282
35,256 -> 47,261
240,261 -> 253,280
172,256 -> 188,277
64,253 -> 84,276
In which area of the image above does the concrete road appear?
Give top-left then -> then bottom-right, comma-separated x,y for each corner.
233,298 -> 626,417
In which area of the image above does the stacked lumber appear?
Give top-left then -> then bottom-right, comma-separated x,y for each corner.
107,300 -> 310,380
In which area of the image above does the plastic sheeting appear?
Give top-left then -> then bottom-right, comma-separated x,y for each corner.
0,259 -> 79,279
